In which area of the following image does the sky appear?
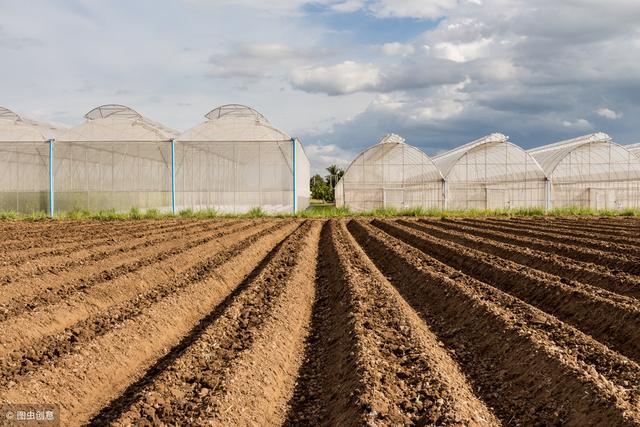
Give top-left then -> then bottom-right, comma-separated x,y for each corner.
1,0 -> 639,174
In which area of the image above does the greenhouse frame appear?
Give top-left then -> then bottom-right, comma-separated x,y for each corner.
54,104 -> 178,213
0,104 -> 309,214
176,104 -> 309,213
628,143 -> 640,158
0,106 -> 61,213
433,133 -> 547,210
335,134 -> 444,211
529,132 -> 640,209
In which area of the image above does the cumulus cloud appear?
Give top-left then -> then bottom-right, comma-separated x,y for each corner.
596,107 -> 622,120
291,61 -> 382,95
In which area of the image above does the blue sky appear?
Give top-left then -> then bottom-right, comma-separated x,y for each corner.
1,0 -> 639,173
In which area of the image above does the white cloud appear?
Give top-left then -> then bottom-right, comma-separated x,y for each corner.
596,107 -> 622,120
562,118 -> 591,129
381,42 -> 415,56
291,61 -> 382,95
433,37 -> 493,62
369,0 -> 458,19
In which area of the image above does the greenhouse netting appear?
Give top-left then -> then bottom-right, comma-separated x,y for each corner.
0,106 -> 62,213
55,104 -> 177,213
176,104 -> 309,213
529,133 -> 640,209
433,133 -> 547,210
335,134 -> 443,211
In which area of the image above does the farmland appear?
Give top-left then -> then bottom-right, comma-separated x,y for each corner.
1,216 -> 639,426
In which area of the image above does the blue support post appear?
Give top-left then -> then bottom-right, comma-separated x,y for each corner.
49,139 -> 54,217
171,139 -> 176,215
292,138 -> 297,214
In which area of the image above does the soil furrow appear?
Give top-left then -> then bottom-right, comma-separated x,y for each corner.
96,221 -> 315,426
458,217 -> 640,258
374,219 -> 640,363
349,219 -> 640,426
414,218 -> 640,299
442,218 -> 640,275
481,217 -> 640,248
505,217 -> 640,241
547,216 -> 640,232
0,220 -> 250,318
286,220 -> 499,426
0,221 -> 293,389
0,220 -> 300,425
0,219 -> 214,276
0,221 -> 270,357
0,220 -> 179,253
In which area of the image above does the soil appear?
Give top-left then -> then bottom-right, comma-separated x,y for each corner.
0,217 -> 639,426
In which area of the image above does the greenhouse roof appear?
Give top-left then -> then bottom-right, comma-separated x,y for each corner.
180,104 -> 290,142
528,132 -> 615,176
339,133 -> 443,185
433,133 -> 515,178
627,143 -> 640,154
59,104 -> 178,142
0,106 -> 63,142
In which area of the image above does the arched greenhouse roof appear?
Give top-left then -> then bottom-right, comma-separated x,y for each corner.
432,133 -> 545,181
59,104 -> 178,142
179,104 -> 290,142
339,133 -> 444,184
0,106 -> 63,142
529,132 -> 640,182
528,132 -> 639,178
627,143 -> 640,157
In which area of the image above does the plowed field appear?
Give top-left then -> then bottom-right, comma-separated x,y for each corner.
1,217 -> 639,426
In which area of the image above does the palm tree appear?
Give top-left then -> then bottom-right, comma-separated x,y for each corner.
325,165 -> 344,190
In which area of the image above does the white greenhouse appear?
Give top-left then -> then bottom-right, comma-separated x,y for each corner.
529,132 -> 640,209
176,104 -> 309,213
335,134 -> 443,211
628,143 -> 640,158
55,104 -> 178,213
0,106 -> 62,213
433,133 -> 547,210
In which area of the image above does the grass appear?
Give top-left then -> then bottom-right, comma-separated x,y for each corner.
1,206 -> 639,221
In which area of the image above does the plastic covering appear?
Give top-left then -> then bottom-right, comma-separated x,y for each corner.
0,107 -> 62,212
433,133 -> 547,210
627,143 -> 640,157
335,134 -> 443,211
54,105 -> 177,212
530,133 -> 640,209
176,104 -> 309,213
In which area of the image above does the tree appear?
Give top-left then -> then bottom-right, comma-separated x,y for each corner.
325,165 -> 344,190
310,174 -> 331,201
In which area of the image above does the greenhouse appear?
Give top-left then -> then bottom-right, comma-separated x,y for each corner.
0,106 -> 62,213
433,133 -> 547,210
628,143 -> 640,158
529,132 -> 640,209
176,104 -> 309,213
335,134 -> 443,211
55,104 -> 178,213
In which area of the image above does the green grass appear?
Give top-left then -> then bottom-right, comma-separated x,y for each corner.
1,206 -> 639,220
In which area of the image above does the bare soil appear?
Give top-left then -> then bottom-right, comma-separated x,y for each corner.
1,217 -> 639,426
